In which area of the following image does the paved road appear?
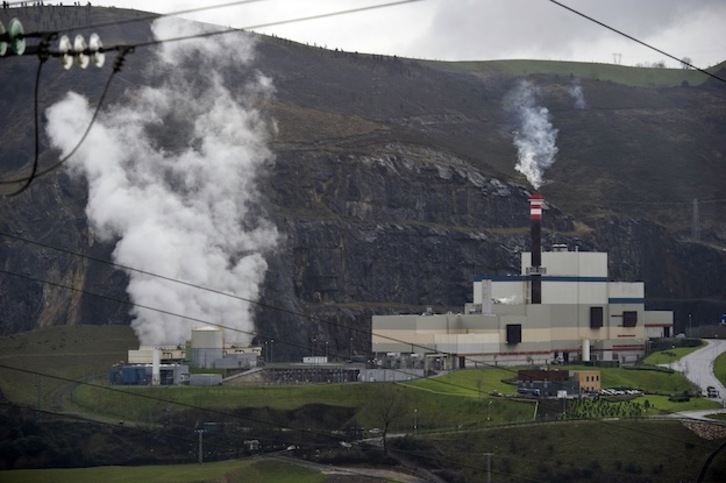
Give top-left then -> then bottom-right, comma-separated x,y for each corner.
662,339 -> 726,409
264,454 -> 430,483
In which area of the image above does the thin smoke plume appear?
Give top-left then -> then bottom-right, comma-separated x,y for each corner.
505,80 -> 558,190
46,18 -> 277,346
569,79 -> 587,109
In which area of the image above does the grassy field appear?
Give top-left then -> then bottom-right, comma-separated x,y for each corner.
715,351 -> 726,386
69,377 -> 536,432
414,419 -> 726,483
642,341 -> 706,365
0,458 -> 322,483
423,58 -> 726,87
0,325 -> 138,408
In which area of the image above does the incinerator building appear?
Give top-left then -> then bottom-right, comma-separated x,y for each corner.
371,195 -> 674,367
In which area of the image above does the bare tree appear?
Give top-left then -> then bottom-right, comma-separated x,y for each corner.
681,57 -> 693,69
367,385 -> 410,452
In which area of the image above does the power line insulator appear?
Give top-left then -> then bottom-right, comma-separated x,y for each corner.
0,18 -> 26,56
74,35 -> 89,69
58,35 -> 73,70
88,33 -> 105,68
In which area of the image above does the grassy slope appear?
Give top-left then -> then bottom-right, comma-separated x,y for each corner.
0,325 -> 138,407
642,341 -> 706,365
716,351 -> 726,386
1,326 -> 724,482
423,58 -> 726,87
2,326 -> 719,424
420,420 -> 726,483
0,459 -> 321,483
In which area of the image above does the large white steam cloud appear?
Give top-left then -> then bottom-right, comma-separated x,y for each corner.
45,18 -> 277,346
505,80 -> 558,190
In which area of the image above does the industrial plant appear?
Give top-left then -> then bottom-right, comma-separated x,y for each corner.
109,325 -> 261,386
371,194 -> 674,367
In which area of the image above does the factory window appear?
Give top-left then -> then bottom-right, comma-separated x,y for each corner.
623,311 -> 638,327
590,307 -> 603,329
506,324 -> 522,345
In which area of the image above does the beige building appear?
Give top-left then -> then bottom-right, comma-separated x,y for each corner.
573,370 -> 602,393
371,245 -> 673,367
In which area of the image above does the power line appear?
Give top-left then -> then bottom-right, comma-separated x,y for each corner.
0,259 -> 507,397
548,0 -> 726,84
0,362 -> 351,447
0,247 -> 715,469
0,400 -> 244,456
0,227 -> 711,401
0,46 -> 133,193
0,0 -> 425,190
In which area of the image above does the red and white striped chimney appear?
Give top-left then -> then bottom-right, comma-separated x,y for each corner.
529,194 -> 544,304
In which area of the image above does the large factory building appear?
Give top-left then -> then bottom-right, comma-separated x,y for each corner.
371,195 -> 674,367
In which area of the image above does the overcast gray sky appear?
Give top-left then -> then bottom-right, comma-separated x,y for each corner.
87,1 -> 726,68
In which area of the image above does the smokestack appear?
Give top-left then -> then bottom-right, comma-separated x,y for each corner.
529,194 -> 544,304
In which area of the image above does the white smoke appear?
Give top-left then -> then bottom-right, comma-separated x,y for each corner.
505,80 -> 558,190
45,18 -> 277,346
569,79 -> 587,109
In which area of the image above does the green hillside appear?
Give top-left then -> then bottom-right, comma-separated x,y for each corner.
425,58 -> 726,87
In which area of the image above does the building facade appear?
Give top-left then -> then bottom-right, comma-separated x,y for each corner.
371,196 -> 674,367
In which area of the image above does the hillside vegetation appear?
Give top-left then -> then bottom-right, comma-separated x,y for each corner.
1,325 -> 725,481
425,59 -> 726,87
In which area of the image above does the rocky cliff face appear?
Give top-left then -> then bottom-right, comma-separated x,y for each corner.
255,142 -> 726,359
0,7 -> 724,360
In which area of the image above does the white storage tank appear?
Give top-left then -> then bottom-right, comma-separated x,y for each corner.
191,326 -> 224,369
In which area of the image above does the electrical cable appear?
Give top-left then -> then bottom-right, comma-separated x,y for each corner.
0,261 -> 509,398
127,0 -> 425,51
0,0 -> 425,190
548,0 -> 726,84
0,399 -> 535,482
0,46 -> 133,193
0,227 -> 711,402
0,256 -> 716,475
0,0 -> 718,442
0,226 -> 565,397
0,362 -> 353,447
3,42 -> 47,196
0,246 -> 717,454
40,0 -> 268,33
0,400 -> 242,456
1,9 -> 719,476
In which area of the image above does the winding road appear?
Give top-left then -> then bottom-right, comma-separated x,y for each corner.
662,339 -> 726,419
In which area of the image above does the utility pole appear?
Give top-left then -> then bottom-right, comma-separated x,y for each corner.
483,452 -> 494,483
195,429 -> 206,464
